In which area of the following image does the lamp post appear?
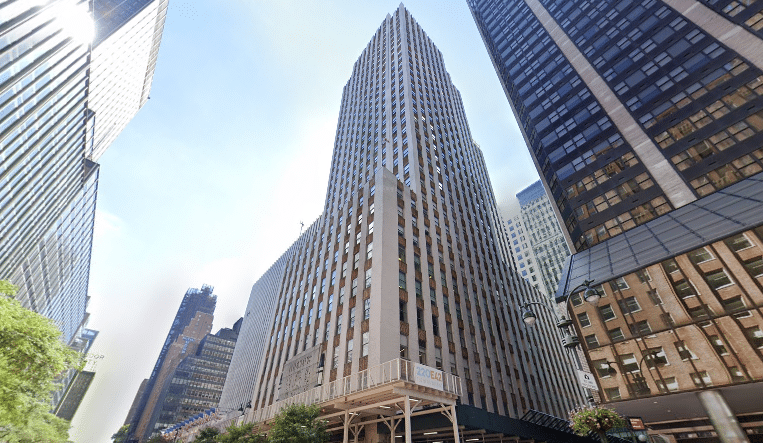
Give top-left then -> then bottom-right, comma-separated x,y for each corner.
520,279 -> 601,405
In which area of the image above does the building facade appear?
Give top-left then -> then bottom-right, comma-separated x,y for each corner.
469,0 -> 763,440
507,181 -> 571,297
0,0 -> 167,344
126,285 -> 217,442
224,7 -> 585,442
154,319 -> 241,432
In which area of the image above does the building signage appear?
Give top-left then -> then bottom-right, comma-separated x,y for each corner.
278,345 -> 321,400
577,370 -> 599,391
629,417 -> 646,430
414,363 -> 444,390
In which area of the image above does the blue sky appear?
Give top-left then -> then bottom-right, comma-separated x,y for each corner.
70,1 -> 539,441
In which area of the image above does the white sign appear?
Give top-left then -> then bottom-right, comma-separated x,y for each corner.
279,346 -> 321,399
414,363 -> 444,390
578,370 -> 599,391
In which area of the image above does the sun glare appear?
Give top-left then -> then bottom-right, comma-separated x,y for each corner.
48,0 -> 94,46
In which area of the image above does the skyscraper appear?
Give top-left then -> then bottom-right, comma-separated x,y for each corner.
223,5 -> 585,442
469,0 -> 763,440
0,0 -> 167,343
506,181 -> 571,297
154,319 -> 242,432
126,285 -> 217,443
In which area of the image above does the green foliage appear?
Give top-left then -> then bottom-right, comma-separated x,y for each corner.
112,424 -> 131,443
569,406 -> 625,440
268,404 -> 328,443
195,427 -> 221,443
217,423 -> 266,443
0,280 -> 79,442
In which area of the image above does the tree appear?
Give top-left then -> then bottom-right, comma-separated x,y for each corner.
195,427 -> 221,443
0,280 -> 80,442
217,422 -> 266,443
112,424 -> 131,443
569,406 -> 625,443
268,404 -> 328,443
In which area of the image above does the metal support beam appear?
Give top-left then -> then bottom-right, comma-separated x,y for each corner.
441,404 -> 461,443
404,396 -> 412,443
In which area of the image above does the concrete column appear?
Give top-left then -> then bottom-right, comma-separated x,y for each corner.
451,405 -> 460,443
344,411 -> 350,443
696,390 -> 749,443
404,396 -> 412,443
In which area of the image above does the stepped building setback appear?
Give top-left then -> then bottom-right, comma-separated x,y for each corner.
469,0 -> 763,441
219,5 -> 586,443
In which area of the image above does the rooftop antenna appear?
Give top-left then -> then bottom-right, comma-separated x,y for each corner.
299,221 -> 304,235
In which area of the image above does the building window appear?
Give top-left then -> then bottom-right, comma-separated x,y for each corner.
364,298 -> 370,320
744,256 -> 763,277
635,270 -> 651,283
592,359 -> 613,378
604,387 -> 621,401
647,290 -> 663,305
577,312 -> 591,328
400,334 -> 409,359
674,341 -> 697,360
629,320 -> 652,336
618,296 -> 641,314
416,308 -> 424,330
584,334 -> 599,348
705,269 -> 734,290
745,326 -> 763,349
418,339 -> 427,364
399,271 -> 407,290
709,335 -> 729,355
619,353 -> 639,373
333,347 -> 340,369
325,322 -> 331,342
608,328 -> 625,342
730,366 -> 746,382
609,277 -> 629,291
399,300 -> 407,322
362,332 -> 369,357
365,269 -> 372,288
674,280 -> 696,299
724,234 -> 753,252
644,347 -> 668,368
656,377 -> 679,393
688,247 -> 714,264
599,304 -> 616,321
349,308 -> 356,328
691,371 -> 712,387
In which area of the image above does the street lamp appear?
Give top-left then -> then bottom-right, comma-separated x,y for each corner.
520,279 -> 600,348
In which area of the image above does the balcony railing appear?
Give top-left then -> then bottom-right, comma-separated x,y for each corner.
251,358 -> 461,423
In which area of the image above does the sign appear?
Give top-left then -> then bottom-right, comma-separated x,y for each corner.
278,345 -> 321,400
629,417 -> 646,430
414,363 -> 444,390
577,370 -> 599,391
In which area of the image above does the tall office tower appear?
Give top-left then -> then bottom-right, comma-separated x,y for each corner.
1,0 -> 166,344
218,248 -> 302,413
154,319 -> 242,432
225,6 -> 584,442
469,0 -> 763,440
127,285 -> 217,443
507,181 -> 571,297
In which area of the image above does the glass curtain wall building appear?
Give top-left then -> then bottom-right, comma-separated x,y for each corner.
469,0 -> 763,440
0,0 -> 167,343
225,7 -> 584,440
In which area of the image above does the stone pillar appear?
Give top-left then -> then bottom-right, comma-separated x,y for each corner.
696,390 -> 749,443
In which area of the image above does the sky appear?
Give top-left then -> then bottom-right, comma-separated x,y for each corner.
69,1 -> 540,441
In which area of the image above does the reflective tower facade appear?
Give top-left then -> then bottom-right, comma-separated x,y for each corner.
469,0 -> 763,440
0,0 -> 167,344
